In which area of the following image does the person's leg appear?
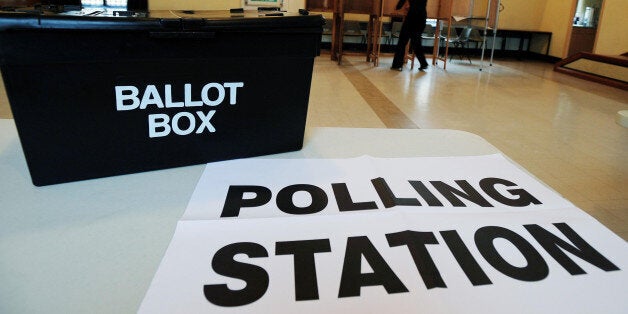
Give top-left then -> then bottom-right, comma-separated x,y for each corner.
411,22 -> 429,69
392,21 -> 412,69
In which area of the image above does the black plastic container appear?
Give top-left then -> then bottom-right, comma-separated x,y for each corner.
0,10 -> 323,186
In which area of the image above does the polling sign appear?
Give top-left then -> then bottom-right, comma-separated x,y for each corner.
139,155 -> 628,313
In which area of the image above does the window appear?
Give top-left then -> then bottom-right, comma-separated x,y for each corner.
82,0 -> 127,8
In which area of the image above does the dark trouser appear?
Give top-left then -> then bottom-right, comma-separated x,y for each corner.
392,19 -> 428,68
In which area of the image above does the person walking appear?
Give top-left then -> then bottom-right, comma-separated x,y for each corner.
391,0 -> 429,71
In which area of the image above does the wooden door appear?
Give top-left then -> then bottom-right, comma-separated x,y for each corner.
568,26 -> 597,56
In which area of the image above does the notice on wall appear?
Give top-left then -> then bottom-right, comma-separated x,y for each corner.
139,155 -> 628,313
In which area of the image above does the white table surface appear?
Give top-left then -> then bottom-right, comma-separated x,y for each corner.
0,119 -> 499,314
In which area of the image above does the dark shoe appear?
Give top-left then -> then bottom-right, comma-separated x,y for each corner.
391,66 -> 403,71
419,64 -> 429,71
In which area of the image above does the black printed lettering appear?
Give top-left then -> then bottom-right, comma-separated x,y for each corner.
525,223 -> 620,274
276,239 -> 332,301
480,178 -> 542,207
221,185 -> 272,217
386,231 -> 446,289
332,183 -> 378,212
338,236 -> 408,297
372,177 -> 421,208
276,184 -> 328,215
409,180 -> 444,206
204,242 -> 269,307
475,226 -> 549,281
430,180 -> 493,207
440,230 -> 492,286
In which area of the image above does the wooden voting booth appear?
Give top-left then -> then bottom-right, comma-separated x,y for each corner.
306,0 -> 383,65
431,0 -> 500,69
308,0 -> 500,69
384,0 -> 501,69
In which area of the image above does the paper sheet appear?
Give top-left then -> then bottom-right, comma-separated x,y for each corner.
139,155 -> 628,313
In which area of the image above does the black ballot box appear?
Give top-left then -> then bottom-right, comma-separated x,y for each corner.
0,9 -> 323,186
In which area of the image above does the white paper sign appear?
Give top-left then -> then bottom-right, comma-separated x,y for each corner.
183,155 -> 575,221
140,155 -> 628,313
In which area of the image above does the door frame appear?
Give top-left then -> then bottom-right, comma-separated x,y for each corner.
563,0 -> 606,57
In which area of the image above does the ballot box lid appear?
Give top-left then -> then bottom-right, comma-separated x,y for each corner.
0,9 -> 324,32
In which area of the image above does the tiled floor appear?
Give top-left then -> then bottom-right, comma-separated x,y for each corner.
305,53 -> 628,240
1,53 -> 627,239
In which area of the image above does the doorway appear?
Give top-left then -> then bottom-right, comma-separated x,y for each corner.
567,0 -> 603,57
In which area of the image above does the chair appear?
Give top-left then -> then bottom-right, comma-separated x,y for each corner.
437,25 -> 457,56
421,24 -> 436,40
439,25 -> 458,41
343,20 -> 366,44
381,22 -> 393,45
390,21 -> 403,45
448,27 -> 472,63
468,28 -> 485,49
359,21 -> 368,34
421,24 -> 436,53
322,17 -> 332,36
360,21 -> 387,45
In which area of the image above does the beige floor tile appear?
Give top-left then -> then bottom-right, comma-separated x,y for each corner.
306,58 -> 385,129
615,231 -> 628,241
576,200 -> 628,236
335,54 -> 627,238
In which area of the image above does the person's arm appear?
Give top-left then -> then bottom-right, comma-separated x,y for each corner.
396,0 -> 407,10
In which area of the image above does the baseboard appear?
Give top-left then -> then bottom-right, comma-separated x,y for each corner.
554,52 -> 628,90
